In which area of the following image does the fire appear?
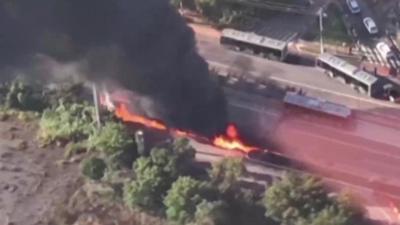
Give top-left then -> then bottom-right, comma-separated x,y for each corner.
114,103 -> 167,130
212,124 -> 257,153
102,93 -> 256,153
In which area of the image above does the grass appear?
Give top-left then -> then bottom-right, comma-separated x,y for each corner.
307,4 -> 352,46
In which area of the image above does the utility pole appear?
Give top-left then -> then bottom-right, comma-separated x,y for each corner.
92,83 -> 101,128
319,8 -> 324,54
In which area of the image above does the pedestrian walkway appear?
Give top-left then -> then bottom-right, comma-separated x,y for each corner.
354,44 -> 391,67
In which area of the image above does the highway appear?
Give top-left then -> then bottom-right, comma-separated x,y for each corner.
193,23 -> 400,112
190,24 -> 400,224
222,87 -> 400,224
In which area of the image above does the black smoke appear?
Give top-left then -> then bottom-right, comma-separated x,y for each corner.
0,0 -> 228,136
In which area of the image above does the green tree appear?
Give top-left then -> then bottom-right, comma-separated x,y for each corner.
123,157 -> 166,210
195,0 -> 220,21
208,158 -> 267,225
209,157 -> 245,193
38,102 -> 95,145
296,205 -> 358,225
164,176 -> 207,224
81,157 -> 107,181
192,200 -> 230,225
123,141 -> 196,211
264,172 -> 331,225
88,122 -> 136,168
3,79 -> 47,111
88,122 -> 134,155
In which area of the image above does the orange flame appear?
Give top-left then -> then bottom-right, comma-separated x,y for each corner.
114,103 -> 167,130
212,124 -> 256,153
102,94 -> 256,153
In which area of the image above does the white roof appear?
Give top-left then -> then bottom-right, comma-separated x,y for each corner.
284,92 -> 352,118
221,28 -> 287,51
318,53 -> 378,86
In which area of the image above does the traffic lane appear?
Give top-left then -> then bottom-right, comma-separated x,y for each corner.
356,110 -> 400,131
283,116 -> 400,153
277,120 -> 400,177
225,88 -> 400,187
203,42 -> 400,110
197,37 -> 363,96
189,131 -> 400,224
225,86 -> 400,155
195,31 -> 400,110
274,122 -> 400,193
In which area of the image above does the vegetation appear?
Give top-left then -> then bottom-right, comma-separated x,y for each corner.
81,157 -> 107,181
88,121 -> 136,168
192,0 -> 249,26
191,200 -> 230,225
0,78 -> 368,225
164,176 -> 208,224
123,139 -> 196,211
264,172 -> 364,225
0,78 -> 48,112
38,102 -> 96,145
209,157 -> 245,193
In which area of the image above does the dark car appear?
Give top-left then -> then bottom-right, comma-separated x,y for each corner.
247,149 -> 292,167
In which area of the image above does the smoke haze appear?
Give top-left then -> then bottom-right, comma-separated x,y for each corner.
0,0 -> 227,135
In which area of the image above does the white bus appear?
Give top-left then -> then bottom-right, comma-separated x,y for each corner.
316,53 -> 384,97
220,28 -> 289,61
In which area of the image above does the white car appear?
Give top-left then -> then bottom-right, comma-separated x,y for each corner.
376,42 -> 392,59
346,0 -> 361,14
363,17 -> 378,34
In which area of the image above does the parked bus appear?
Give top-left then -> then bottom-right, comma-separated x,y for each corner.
220,28 -> 289,61
283,91 -> 352,119
316,53 -> 383,97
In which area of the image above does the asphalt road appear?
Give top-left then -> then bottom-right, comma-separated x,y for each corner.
191,24 -> 400,224
221,86 -> 400,224
193,24 -> 400,112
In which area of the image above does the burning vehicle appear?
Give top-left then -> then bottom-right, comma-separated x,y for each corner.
99,86 -> 258,154
98,85 -> 300,170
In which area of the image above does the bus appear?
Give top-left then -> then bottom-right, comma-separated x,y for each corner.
316,53 -> 383,97
283,91 -> 352,119
220,28 -> 289,61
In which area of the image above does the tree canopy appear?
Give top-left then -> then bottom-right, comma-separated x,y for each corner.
209,157 -> 245,193
164,176 -> 207,224
123,138 -> 196,210
264,172 -> 332,225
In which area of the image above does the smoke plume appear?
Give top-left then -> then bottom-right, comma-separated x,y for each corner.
0,0 -> 227,136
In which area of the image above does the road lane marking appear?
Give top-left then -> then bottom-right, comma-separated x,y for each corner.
285,117 -> 400,149
282,124 -> 400,161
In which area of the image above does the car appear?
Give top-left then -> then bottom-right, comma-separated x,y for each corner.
376,42 -> 394,59
363,17 -> 378,34
383,84 -> 400,103
346,0 -> 361,14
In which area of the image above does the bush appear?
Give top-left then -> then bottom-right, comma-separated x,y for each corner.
38,102 -> 95,145
192,200 -> 230,225
81,157 -> 107,180
209,157 -> 245,193
88,122 -> 135,156
264,172 -> 332,225
164,176 -> 207,224
1,79 -> 48,112
123,157 -> 166,210
123,140 -> 197,211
